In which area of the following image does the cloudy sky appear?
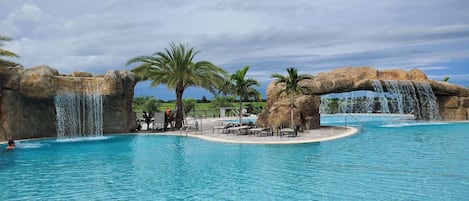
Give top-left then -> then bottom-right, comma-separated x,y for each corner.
2,0 -> 469,100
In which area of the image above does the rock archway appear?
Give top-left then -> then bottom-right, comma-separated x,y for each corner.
257,67 -> 469,129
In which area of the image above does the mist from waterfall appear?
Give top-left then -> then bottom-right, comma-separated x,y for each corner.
55,80 -> 103,139
320,80 -> 441,120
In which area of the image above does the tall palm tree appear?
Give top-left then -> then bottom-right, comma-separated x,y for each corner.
271,67 -> 312,128
214,75 -> 235,109
127,43 -> 227,129
217,75 -> 234,96
0,36 -> 19,66
230,66 -> 261,126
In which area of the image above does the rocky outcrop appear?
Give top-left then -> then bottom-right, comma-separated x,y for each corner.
258,66 -> 469,129
0,65 -> 137,141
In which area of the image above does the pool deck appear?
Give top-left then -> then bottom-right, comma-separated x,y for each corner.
0,117 -> 359,145
138,117 -> 359,144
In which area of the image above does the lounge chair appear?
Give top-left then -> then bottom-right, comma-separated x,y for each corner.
251,127 -> 272,136
212,122 -> 234,134
227,125 -> 252,135
249,127 -> 264,135
180,120 -> 198,134
280,126 -> 299,137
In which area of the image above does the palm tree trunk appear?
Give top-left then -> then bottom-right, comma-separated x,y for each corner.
239,100 -> 243,126
290,94 -> 294,128
175,88 -> 184,129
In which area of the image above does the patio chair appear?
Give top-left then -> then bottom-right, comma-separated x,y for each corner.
259,127 -> 273,136
212,121 -> 234,134
227,125 -> 252,135
249,127 -> 268,136
280,126 -> 299,137
180,119 -> 198,134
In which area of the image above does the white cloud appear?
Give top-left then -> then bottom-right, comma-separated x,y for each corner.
0,3 -> 51,36
1,0 -> 469,96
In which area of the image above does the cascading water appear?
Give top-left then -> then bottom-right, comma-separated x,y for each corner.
382,80 -> 419,115
319,80 -> 440,120
371,80 -> 390,113
415,82 -> 441,120
55,79 -> 103,139
319,95 -> 332,114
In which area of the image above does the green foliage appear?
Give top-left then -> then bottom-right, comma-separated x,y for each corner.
157,101 -> 265,118
198,96 -> 209,103
271,67 -> 312,127
0,36 -> 19,66
245,103 -> 264,114
210,96 -> 235,108
126,42 -> 228,128
143,100 -> 160,112
217,75 -> 234,96
442,76 -> 450,82
271,67 -> 312,98
133,96 -> 162,113
230,66 -> 261,102
183,98 -> 197,114
229,65 -> 261,125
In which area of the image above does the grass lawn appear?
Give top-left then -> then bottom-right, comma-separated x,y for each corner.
161,102 -> 265,118
135,102 -> 266,119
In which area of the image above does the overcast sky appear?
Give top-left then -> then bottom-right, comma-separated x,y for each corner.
2,0 -> 469,100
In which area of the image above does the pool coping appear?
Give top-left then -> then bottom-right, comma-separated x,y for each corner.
0,126 -> 358,145
144,126 -> 359,144
3,119 -> 468,145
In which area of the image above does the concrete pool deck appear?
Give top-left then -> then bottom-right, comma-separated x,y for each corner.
0,117 -> 359,145
139,117 -> 359,144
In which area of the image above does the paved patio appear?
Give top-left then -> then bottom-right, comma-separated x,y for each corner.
139,117 -> 359,144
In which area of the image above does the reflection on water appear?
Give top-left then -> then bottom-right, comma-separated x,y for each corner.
55,136 -> 112,143
1,116 -> 468,200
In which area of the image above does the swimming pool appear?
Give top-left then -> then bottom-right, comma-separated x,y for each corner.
223,118 -> 256,124
1,115 -> 468,200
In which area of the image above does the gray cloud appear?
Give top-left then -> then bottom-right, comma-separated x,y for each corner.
1,0 -> 469,91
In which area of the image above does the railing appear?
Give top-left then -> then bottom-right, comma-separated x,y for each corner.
343,114 -> 365,131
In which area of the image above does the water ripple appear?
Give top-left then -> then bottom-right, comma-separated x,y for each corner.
1,122 -> 469,200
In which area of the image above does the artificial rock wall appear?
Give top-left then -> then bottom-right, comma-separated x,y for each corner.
257,66 -> 469,130
0,65 -> 137,141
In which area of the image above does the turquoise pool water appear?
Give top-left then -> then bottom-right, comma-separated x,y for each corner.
223,118 -> 256,124
1,115 -> 469,200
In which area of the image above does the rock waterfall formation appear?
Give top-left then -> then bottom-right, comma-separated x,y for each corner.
257,67 -> 469,130
54,79 -> 104,138
0,65 -> 137,141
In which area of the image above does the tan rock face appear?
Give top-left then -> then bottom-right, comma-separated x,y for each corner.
258,66 -> 469,129
462,97 -> 469,107
409,68 -> 428,81
1,65 -> 137,141
439,96 -> 460,109
71,71 -> 93,77
19,66 -> 59,98
378,69 -> 409,80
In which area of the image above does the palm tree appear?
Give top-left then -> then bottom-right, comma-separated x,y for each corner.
127,43 -> 227,129
0,36 -> 19,66
230,66 -> 261,126
217,75 -> 234,96
214,75 -> 235,110
271,67 -> 312,128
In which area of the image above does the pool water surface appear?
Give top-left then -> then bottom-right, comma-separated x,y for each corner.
1,115 -> 468,200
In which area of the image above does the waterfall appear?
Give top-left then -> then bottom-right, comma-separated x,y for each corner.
319,95 -> 332,114
319,80 -> 440,120
371,80 -> 390,113
55,79 -> 103,139
415,82 -> 441,120
382,80 -> 419,114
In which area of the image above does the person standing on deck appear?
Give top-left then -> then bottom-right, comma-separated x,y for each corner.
164,108 -> 172,131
